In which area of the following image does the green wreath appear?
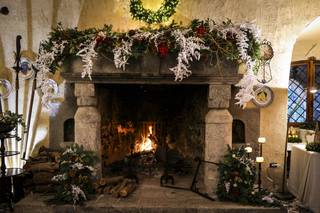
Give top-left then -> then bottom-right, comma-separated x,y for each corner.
130,0 -> 179,24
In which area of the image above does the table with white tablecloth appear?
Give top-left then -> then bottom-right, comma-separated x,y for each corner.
287,144 -> 320,213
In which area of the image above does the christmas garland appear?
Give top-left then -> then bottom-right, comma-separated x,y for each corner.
35,19 -> 267,108
130,0 -> 179,24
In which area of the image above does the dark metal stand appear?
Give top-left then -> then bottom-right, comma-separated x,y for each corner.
160,142 -> 174,186
161,157 -> 221,201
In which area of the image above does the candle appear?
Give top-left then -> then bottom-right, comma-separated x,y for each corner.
256,157 -> 264,163
245,147 -> 252,153
258,137 -> 266,143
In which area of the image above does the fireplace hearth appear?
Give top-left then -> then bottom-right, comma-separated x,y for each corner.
61,56 -> 241,195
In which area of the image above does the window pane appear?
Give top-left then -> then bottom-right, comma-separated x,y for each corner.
313,64 -> 320,121
288,65 -> 307,122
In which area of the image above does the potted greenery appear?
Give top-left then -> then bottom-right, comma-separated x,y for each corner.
0,111 -> 25,135
306,122 -> 320,153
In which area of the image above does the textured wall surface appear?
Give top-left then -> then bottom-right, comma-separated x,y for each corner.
0,0 -> 319,187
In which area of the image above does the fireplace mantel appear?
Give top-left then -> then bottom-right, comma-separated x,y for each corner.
61,56 -> 241,85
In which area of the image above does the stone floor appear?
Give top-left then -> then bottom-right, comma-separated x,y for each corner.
14,177 -> 287,213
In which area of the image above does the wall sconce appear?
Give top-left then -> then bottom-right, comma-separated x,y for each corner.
310,86 -> 318,94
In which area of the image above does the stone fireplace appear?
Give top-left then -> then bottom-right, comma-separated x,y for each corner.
61,56 -> 244,194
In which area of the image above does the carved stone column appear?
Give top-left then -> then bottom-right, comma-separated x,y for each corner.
204,84 -> 233,195
74,83 -> 101,175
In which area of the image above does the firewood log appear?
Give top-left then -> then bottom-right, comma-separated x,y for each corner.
119,182 -> 137,198
103,185 -> 113,194
24,162 -> 59,173
111,179 -> 129,197
99,176 -> 124,187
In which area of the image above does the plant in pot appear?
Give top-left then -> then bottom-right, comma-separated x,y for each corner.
306,122 -> 320,153
0,111 -> 25,139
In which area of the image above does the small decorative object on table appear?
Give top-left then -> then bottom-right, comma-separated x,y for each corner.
306,122 -> 320,153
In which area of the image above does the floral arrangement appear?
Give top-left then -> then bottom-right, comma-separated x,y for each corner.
306,142 -> 320,153
36,19 -> 266,108
51,144 -> 98,205
217,146 -> 281,207
130,0 -> 179,24
0,111 -> 25,140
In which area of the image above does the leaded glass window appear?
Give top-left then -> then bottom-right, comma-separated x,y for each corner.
288,58 -> 320,123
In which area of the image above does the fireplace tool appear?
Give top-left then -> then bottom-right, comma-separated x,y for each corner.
161,157 -> 222,201
13,35 -> 22,140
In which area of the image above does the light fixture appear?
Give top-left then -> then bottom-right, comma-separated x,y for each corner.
257,137 -> 266,191
258,137 -> 266,143
310,86 -> 318,94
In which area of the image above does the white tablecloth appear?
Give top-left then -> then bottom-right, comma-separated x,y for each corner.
288,144 -> 320,213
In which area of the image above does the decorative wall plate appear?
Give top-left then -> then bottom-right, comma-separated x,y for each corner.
252,85 -> 273,107
0,79 -> 12,99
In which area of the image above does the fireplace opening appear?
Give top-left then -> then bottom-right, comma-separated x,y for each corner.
98,84 -> 208,177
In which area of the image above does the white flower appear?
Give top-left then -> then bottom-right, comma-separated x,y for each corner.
262,193 -> 274,203
113,39 -> 133,70
225,181 -> 231,193
233,183 -> 238,187
62,147 -> 75,155
71,162 -> 85,170
169,29 -> 209,81
71,184 -> 87,205
52,173 -> 67,182
36,41 -> 67,107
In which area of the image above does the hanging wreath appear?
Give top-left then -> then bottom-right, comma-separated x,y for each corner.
130,0 -> 179,24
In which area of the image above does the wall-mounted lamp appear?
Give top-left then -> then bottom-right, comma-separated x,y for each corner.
310,86 -> 318,94
0,7 -> 9,15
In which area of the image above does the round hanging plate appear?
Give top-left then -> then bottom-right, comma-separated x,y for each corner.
0,79 -> 12,99
252,85 -> 274,107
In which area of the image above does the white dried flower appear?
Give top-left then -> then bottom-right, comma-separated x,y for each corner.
169,29 -> 209,81
71,184 -> 87,205
113,39 -> 133,70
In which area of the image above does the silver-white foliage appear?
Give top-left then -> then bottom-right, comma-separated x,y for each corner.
113,39 -> 133,70
169,29 -> 209,81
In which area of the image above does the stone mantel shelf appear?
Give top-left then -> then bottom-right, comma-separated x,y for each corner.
62,56 -> 241,85
61,72 -> 242,85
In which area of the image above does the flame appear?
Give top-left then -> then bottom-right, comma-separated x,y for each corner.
135,125 -> 157,152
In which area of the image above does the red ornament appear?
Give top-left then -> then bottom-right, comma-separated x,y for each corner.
196,25 -> 207,37
95,35 -> 105,46
158,42 -> 169,57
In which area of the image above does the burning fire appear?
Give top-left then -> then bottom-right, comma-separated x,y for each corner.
135,125 -> 157,153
